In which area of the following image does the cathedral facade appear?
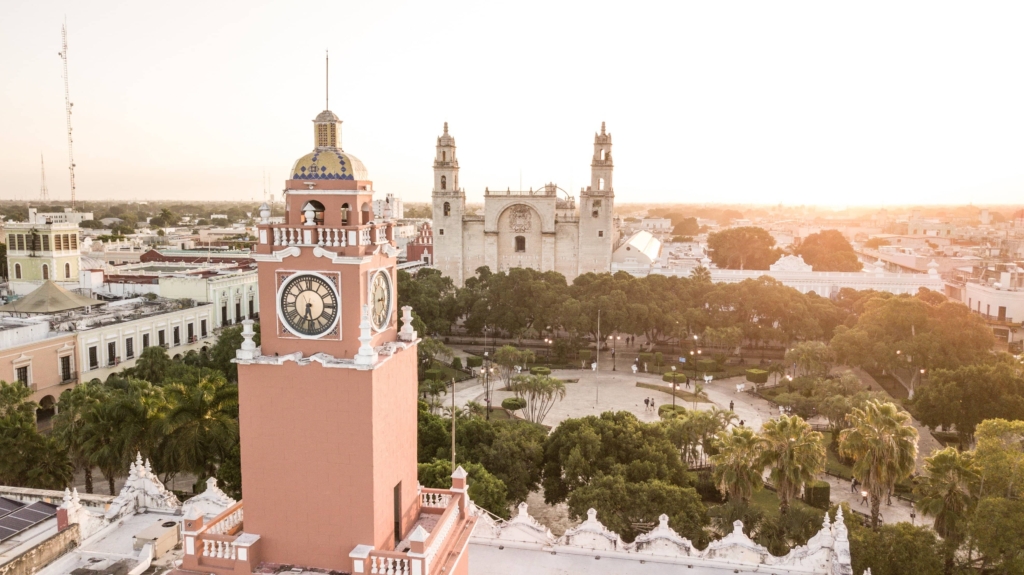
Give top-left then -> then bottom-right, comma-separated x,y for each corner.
432,123 -> 618,286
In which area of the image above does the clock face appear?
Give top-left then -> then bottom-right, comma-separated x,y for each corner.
370,270 -> 392,331
279,273 -> 339,337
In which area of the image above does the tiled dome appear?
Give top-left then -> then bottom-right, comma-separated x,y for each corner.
291,148 -> 369,181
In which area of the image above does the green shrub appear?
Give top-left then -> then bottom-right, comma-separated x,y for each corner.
466,356 -> 483,369
424,368 -> 442,381
696,358 -> 718,372
745,368 -> 768,384
804,480 -> 830,510
639,353 -> 655,370
501,397 -> 526,411
658,404 -> 687,418
530,366 -> 551,376
579,350 -> 592,363
451,357 -> 463,370
662,372 -> 687,384
654,351 -> 664,367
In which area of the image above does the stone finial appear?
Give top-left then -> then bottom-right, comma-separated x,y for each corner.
354,304 -> 378,366
409,525 -> 429,543
822,512 -> 832,530
732,520 -> 744,536
517,502 -> 530,519
443,122 -> 449,135
236,319 -> 259,360
600,121 -> 606,135
451,465 -> 468,491
399,306 -> 418,342
587,508 -> 598,522
144,458 -> 153,475
658,514 -> 669,529
62,488 -> 73,506
259,202 -> 271,224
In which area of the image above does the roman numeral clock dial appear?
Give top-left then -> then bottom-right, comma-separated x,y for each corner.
370,270 -> 393,331
278,273 -> 339,338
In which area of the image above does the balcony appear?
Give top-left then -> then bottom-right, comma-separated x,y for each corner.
351,470 -> 477,575
181,501 -> 260,575
256,222 -> 394,257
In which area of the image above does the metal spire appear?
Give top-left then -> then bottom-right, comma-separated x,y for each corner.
39,153 -> 49,201
59,20 -> 77,209
326,49 -> 329,110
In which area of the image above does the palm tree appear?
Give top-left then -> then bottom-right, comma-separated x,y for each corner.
690,265 -> 712,284
509,374 -> 566,425
767,363 -> 786,387
838,400 -> 919,528
419,379 -> 448,414
26,435 -> 74,490
52,382 -> 106,493
160,375 -> 239,481
711,427 -> 764,503
916,447 -> 979,572
81,399 -> 131,494
758,415 -> 826,516
464,401 -> 486,419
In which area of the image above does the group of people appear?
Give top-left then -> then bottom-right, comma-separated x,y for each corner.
643,397 -> 657,412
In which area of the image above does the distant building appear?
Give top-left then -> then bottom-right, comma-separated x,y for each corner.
406,221 -> 434,264
26,207 -> 93,224
433,122 -> 618,286
373,191 -> 404,219
611,230 -> 662,273
640,217 -> 672,231
5,220 -> 82,295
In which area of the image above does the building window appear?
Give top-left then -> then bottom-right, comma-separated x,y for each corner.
173,326 -> 181,346
187,323 -> 194,343
60,356 -> 73,382
598,178 -> 605,190
248,299 -> 255,318
14,263 -> 21,279
42,264 -> 49,280
126,337 -> 134,359
158,330 -> 166,347
235,302 -> 242,321
441,176 -> 447,190
443,202 -> 451,216
89,346 -> 98,370
107,342 -> 117,366
341,203 -> 351,226
70,234 -> 77,249
16,366 -> 29,386
201,320 -> 208,338
598,230 -> 604,237
442,151 -> 446,162
515,236 -> 526,253
439,229 -> 444,236
42,235 -> 50,250
222,305 -> 228,325
65,262 -> 71,278
142,333 -> 150,349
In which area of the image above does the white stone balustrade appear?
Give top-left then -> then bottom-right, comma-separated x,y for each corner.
421,491 -> 451,509
368,554 -> 412,575
201,539 -> 239,560
207,508 -> 243,534
360,228 -> 372,245
425,502 -> 460,563
375,225 -> 388,244
316,227 -> 348,247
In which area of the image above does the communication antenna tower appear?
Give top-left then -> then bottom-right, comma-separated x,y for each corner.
58,21 -> 77,209
39,153 -> 49,201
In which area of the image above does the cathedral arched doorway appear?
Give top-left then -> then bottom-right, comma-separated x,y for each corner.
496,204 -> 543,272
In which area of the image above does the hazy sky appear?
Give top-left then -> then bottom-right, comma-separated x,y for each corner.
3,1 -> 1024,206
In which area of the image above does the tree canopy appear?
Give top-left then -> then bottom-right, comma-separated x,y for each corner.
795,230 -> 862,272
707,227 -> 783,270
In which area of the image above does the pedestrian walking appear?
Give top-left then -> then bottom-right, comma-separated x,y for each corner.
651,399 -> 656,412
644,398 -> 650,412
631,364 -> 637,375
860,491 -> 869,506
729,400 -> 734,412
851,479 -> 858,493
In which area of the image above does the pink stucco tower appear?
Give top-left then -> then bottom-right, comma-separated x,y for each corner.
178,108 -> 474,575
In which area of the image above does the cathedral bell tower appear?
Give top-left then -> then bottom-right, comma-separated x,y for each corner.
579,122 -> 615,275
191,105 -> 479,575
432,122 -> 467,286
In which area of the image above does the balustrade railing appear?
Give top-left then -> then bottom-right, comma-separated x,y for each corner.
424,500 -> 460,565
420,489 -> 451,509
264,223 -> 389,248
367,550 -> 417,575
206,506 -> 243,535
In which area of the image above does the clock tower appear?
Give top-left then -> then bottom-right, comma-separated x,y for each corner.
177,108 -> 475,575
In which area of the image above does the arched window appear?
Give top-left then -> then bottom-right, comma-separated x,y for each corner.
443,202 -> 451,216
441,175 -> 447,190
42,264 -> 49,280
600,149 -> 606,161
599,177 -> 605,190
14,263 -> 21,279
300,200 -> 325,225
65,263 -> 71,278
442,151 -> 446,162
515,236 -> 526,253
361,202 -> 372,225
341,203 -> 351,226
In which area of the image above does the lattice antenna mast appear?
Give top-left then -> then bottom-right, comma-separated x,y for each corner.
39,153 -> 49,201
59,21 -> 77,209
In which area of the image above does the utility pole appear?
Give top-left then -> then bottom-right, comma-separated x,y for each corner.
39,154 -> 49,201
596,309 -> 601,405
58,21 -> 77,209
450,378 -> 456,473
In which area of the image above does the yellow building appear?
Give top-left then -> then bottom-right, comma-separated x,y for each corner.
5,221 -> 82,295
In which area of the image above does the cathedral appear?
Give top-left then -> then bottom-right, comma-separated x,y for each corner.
432,123 -> 620,286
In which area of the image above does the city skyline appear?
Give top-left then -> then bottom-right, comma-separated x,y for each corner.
4,1 -> 1024,206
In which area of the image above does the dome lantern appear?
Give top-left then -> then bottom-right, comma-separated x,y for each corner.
313,109 -> 342,150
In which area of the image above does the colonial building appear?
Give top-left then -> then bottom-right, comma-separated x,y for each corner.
432,123 -> 618,286
5,220 -> 82,295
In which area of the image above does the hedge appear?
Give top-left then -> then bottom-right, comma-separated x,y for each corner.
745,369 -> 768,384
639,353 -> 655,370
501,397 -> 526,411
658,404 -> 687,418
466,357 -> 483,368
451,357 -> 463,370
662,372 -> 687,384
579,350 -> 592,362
424,368 -> 442,381
654,352 -> 663,367
804,480 -> 830,510
696,358 -> 718,372
530,366 -> 551,376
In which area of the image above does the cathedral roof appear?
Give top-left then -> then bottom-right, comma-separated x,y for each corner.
291,148 -> 369,181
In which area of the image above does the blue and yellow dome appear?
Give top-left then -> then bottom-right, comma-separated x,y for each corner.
291,148 -> 369,181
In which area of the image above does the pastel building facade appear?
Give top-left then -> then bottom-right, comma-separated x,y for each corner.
5,220 -> 82,295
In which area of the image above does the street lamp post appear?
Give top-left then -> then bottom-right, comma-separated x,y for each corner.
611,335 -> 620,371
483,351 -> 491,421
670,365 -> 680,411
690,349 -> 702,381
